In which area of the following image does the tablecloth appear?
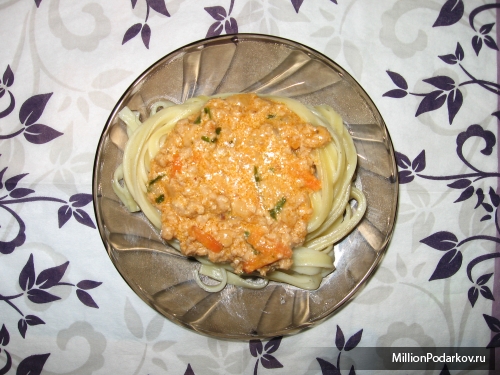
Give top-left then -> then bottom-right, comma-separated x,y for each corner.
0,0 -> 498,374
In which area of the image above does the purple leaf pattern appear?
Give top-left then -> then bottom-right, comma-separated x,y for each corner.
18,319 -> 27,338
423,76 -> 455,91
429,250 -> 463,281
24,124 -> 63,144
5,173 -> 28,191
292,0 -> 337,13
77,280 -> 102,290
35,261 -> 69,289
317,325 -> 363,374
3,253 -> 102,343
70,194 -> 92,207
0,325 -> 9,346
0,89 -> 62,143
433,0 -> 464,27
123,0 -> 169,48
27,289 -> 61,304
19,93 -> 52,126
73,208 -> 96,229
448,179 -> 471,189
58,205 -> 72,228
123,23 -> 142,44
250,337 -> 283,373
184,364 -> 195,375
395,150 -> 427,184
147,0 -> 170,16
420,231 -> 458,251
19,254 -> 35,291
17,353 -> 50,375
25,315 -> 45,326
141,24 -> 151,49
411,150 -> 426,173
484,315 -> 500,348
335,325 -> 345,350
468,287 -> 479,307
483,35 -> 498,51
415,90 -> 447,116
344,329 -> 363,351
2,65 -> 14,87
76,290 -> 99,308
57,194 -> 95,229
472,35 -> 483,55
205,1 -> 238,38
382,89 -> 407,98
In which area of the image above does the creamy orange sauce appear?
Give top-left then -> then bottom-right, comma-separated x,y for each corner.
147,94 -> 331,275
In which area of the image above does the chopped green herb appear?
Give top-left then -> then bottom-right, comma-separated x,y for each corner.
155,194 -> 165,204
148,174 -> 164,186
269,197 -> 286,219
204,107 -> 212,119
215,127 -> 221,135
267,114 -> 276,119
194,115 -> 201,124
244,231 -> 250,238
253,166 -> 261,183
269,167 -> 275,173
201,135 -> 217,143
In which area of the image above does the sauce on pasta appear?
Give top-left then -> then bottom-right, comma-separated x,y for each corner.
146,93 -> 331,275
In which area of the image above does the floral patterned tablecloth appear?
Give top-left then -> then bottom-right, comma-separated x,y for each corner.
0,0 -> 499,374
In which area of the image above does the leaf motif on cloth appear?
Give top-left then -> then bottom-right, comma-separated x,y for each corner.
0,325 -> 9,346
468,287 -> 479,307
19,254 -> 35,291
335,325 -> 344,351
141,24 -> 151,49
472,35 -> 483,55
24,124 -> 63,144
317,358 -> 341,375
122,23 -> 142,45
345,329 -> 363,351
423,76 -> 455,91
483,315 -> 500,348
147,0 -> 170,17
16,353 -> 50,375
76,290 -> 99,308
2,65 -> 14,87
204,1 -> 238,38
73,209 -> 96,229
184,364 -> 196,375
433,0 -> 464,27
36,261 -> 69,289
429,250 -> 463,281
415,90 -> 447,117
19,93 -> 52,126
205,6 -> 227,20
420,231 -> 458,251
27,289 -> 61,304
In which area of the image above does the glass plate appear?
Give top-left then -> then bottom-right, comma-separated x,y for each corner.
93,34 -> 398,340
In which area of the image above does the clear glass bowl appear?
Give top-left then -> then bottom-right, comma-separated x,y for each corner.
93,34 -> 398,340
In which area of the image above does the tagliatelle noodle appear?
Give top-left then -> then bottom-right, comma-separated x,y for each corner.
112,94 -> 366,291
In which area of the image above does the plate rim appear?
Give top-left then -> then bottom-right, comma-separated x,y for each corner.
92,33 -> 399,340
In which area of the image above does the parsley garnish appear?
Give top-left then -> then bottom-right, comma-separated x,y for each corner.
269,197 -> 286,219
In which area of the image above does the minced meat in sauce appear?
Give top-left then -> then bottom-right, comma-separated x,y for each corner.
147,93 -> 331,275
